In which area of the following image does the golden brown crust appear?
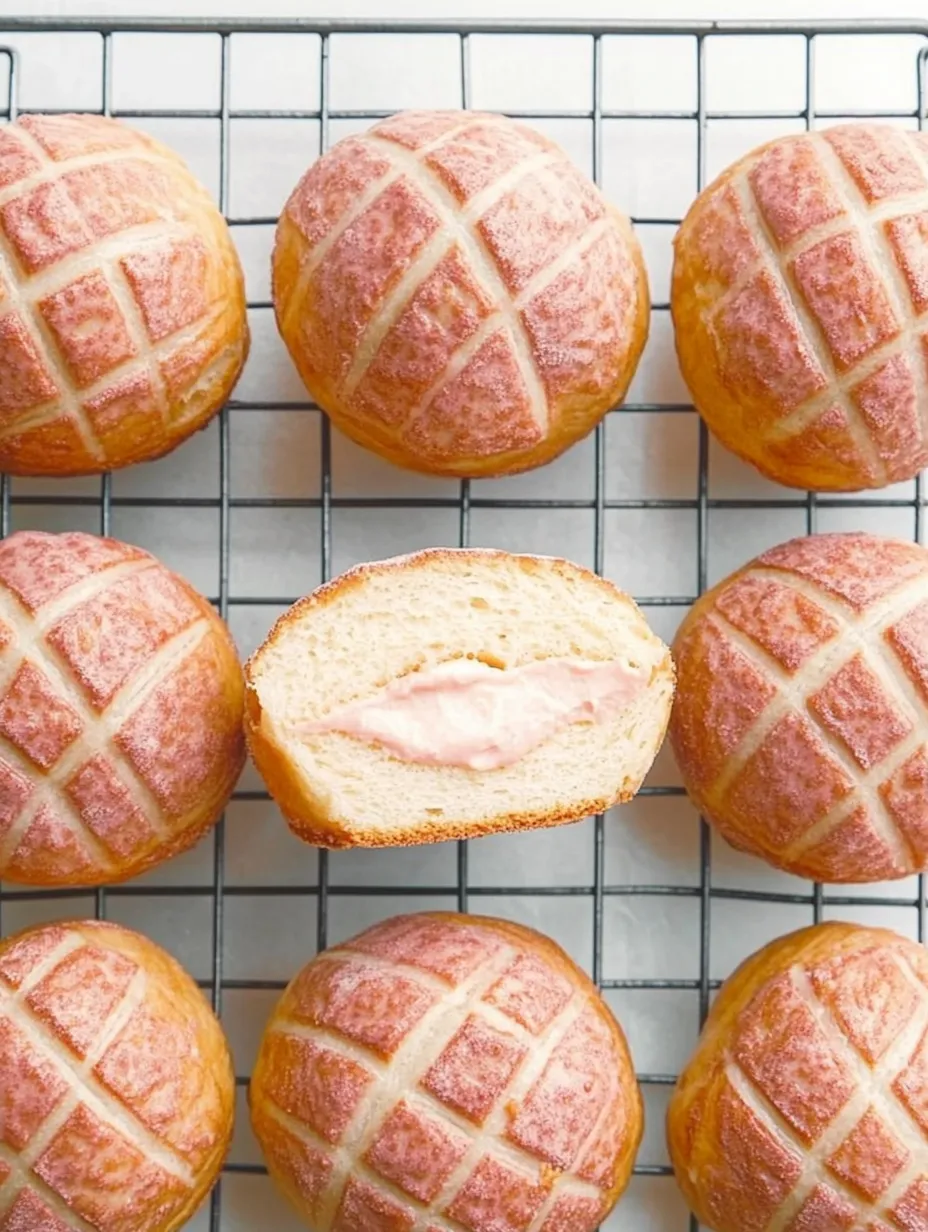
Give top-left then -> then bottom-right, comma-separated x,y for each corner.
670,531 -> 928,883
0,918 -> 234,1231
251,911 -> 642,1231
244,547 -> 674,849
272,110 -> 649,479
672,123 -> 928,492
0,113 -> 248,476
669,922 -> 928,1232
0,529 -> 246,887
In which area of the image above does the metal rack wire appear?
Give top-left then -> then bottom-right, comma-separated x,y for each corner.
1,15 -> 928,1230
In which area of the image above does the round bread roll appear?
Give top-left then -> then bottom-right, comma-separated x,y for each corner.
244,547 -> 674,849
0,113 -> 248,475
250,912 -> 642,1231
672,123 -> 928,491
0,919 -> 233,1230
0,529 -> 245,885
671,531 -> 928,883
669,922 -> 928,1232
273,109 -> 649,478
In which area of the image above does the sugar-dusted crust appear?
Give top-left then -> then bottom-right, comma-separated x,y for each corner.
669,921 -> 928,1231
251,911 -> 642,1231
672,123 -> 928,491
244,547 -> 675,849
273,110 -> 649,479
0,918 -> 234,1230
0,113 -> 248,476
671,530 -> 928,883
0,529 -> 245,886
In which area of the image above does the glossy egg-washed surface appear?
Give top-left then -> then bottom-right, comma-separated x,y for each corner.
0,113 -> 247,474
0,530 -> 245,885
0,920 -> 234,1230
671,532 -> 928,883
669,923 -> 928,1232
250,913 -> 642,1232
273,110 -> 648,477
672,124 -> 928,490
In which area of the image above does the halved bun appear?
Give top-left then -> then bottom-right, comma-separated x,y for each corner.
244,548 -> 674,849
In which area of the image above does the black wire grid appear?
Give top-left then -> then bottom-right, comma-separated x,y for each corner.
0,15 -> 927,1230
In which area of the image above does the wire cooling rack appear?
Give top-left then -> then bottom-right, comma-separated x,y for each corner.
2,14 -> 928,1231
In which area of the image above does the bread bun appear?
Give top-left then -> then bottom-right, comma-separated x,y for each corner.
0,113 -> 248,475
671,531 -> 928,883
672,123 -> 928,491
250,911 -> 641,1231
668,921 -> 928,1232
244,547 -> 674,849
0,530 -> 244,885
273,109 -> 648,478
0,918 -> 233,1230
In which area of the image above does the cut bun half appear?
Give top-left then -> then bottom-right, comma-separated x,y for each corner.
244,549 -> 674,849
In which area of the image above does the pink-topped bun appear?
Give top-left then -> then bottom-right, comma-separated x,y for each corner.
0,530 -> 245,886
273,110 -> 649,478
673,123 -> 928,491
671,531 -> 928,883
250,912 -> 642,1231
0,919 -> 234,1230
0,113 -> 248,475
669,922 -> 928,1232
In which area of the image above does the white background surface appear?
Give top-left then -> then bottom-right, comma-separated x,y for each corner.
1,4 -> 927,1230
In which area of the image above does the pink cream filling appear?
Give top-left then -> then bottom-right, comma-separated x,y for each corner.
301,657 -> 648,771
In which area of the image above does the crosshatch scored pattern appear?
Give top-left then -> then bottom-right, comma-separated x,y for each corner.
2,16 -> 928,1232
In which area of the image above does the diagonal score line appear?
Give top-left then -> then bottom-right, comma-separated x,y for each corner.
340,148 -> 559,399
0,132 -> 232,454
721,954 -> 928,1232
0,618 -> 212,870
0,967 -> 150,1219
313,946 -> 553,1051
99,259 -> 171,428
0,222 -> 105,464
312,943 -> 518,1232
710,154 -> 928,325
425,994 -> 596,1232
809,131 -> 928,470
0,980 -> 193,1189
0,1140 -> 95,1230
399,213 -> 611,441
778,961 -> 928,1226
713,130 -> 928,451
365,133 -> 550,435
0,297 -> 229,447
724,1061 -> 872,1229
260,1100 -> 466,1232
0,557 -> 160,872
731,166 -> 887,484
0,143 -> 187,216
704,567 -> 928,822
278,113 -> 517,337
268,953 -> 605,1232
707,607 -> 914,870
0,565 -> 211,873
0,557 -> 157,701
0,931 -> 199,1226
